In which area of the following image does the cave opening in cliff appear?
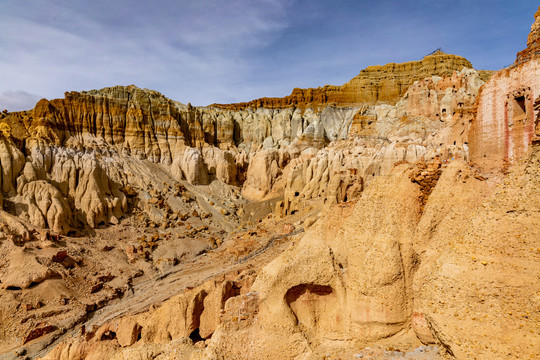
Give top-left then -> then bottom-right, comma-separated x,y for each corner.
100,330 -> 116,341
5,286 -> 22,291
512,95 -> 527,123
189,328 -> 203,343
285,284 -> 337,336
188,290 -> 207,342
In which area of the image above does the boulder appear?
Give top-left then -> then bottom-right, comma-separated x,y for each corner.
116,318 -> 142,347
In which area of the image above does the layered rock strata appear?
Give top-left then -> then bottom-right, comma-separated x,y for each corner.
213,52 -> 473,110
278,68 -> 484,215
0,54 -> 485,235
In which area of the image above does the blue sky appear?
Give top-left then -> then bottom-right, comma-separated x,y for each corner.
0,0 -> 538,110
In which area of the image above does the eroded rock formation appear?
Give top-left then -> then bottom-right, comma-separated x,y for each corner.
213,52 -> 474,110
35,152 -> 539,360
0,54 -> 483,233
2,9 -> 540,359
212,165 -> 422,359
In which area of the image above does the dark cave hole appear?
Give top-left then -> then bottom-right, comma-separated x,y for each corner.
189,328 -> 204,343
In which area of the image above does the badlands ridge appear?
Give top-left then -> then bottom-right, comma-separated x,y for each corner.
0,6 -> 539,360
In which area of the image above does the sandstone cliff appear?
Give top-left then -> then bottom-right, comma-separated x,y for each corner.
213,51 -> 473,110
277,68 -> 483,216
0,52 -> 484,235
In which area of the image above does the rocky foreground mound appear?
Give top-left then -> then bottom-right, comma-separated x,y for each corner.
0,6 -> 539,360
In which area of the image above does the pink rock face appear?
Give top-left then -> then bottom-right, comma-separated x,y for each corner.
470,59 -> 540,170
474,6 -> 540,171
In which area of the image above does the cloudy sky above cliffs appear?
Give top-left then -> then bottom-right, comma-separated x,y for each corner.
0,0 -> 538,110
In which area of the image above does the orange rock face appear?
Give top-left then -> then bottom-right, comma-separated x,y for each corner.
213,52 -> 473,110
28,86 -> 190,163
516,6 -> 540,64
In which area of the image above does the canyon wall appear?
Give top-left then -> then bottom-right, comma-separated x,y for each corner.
0,54 -> 482,235
4,26 -> 540,358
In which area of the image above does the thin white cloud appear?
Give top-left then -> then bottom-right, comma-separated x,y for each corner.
168,0 -> 289,48
0,0 -> 293,105
0,0 -> 537,108
0,91 -> 42,111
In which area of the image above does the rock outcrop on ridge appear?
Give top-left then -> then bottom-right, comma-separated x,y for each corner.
1,7 -> 540,360
213,51 -> 475,110
516,6 -> 540,64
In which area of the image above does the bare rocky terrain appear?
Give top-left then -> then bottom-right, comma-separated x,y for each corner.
0,6 -> 539,360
